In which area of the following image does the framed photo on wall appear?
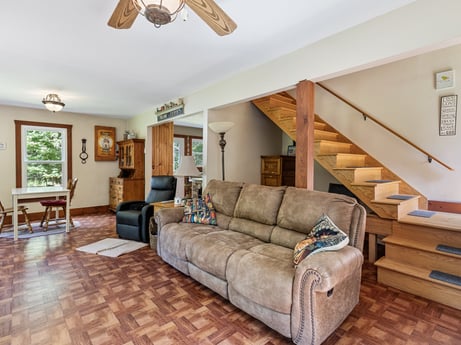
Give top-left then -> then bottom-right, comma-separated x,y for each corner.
439,95 -> 457,136
287,145 -> 296,156
94,126 -> 116,161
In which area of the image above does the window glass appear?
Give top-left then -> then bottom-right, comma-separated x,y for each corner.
22,126 -> 67,187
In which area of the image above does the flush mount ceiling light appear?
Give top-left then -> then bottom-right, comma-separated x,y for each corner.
42,93 -> 65,112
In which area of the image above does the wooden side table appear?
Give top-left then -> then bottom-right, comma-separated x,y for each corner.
149,201 -> 178,250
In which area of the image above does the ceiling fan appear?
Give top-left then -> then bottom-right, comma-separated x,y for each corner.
108,0 -> 237,36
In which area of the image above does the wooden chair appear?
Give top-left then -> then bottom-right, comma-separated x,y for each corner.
0,201 -> 33,233
40,178 -> 78,231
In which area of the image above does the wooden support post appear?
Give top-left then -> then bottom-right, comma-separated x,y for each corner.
295,80 -> 315,190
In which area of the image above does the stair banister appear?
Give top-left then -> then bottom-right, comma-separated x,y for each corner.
317,82 -> 454,171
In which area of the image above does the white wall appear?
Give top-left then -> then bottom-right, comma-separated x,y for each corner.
0,105 -> 126,211
315,44 -> 461,201
206,102 -> 283,184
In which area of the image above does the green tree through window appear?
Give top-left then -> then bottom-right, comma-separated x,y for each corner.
23,126 -> 67,187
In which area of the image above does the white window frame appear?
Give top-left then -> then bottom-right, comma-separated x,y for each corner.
21,125 -> 68,187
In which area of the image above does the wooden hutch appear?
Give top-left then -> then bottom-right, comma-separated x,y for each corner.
109,139 -> 145,211
261,155 -> 295,187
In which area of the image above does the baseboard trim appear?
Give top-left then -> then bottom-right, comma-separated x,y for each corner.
428,200 -> 461,214
3,205 -> 111,224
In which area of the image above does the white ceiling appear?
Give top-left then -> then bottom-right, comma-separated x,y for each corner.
0,0 -> 415,119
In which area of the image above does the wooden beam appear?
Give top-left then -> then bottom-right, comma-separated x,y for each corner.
295,80 -> 315,189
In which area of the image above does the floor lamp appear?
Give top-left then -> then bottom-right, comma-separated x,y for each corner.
209,121 -> 234,181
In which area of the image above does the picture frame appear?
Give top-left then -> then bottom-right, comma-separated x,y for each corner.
94,126 -> 116,161
287,145 -> 296,156
439,95 -> 457,136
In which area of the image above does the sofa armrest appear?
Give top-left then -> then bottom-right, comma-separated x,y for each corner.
155,207 -> 184,229
291,246 -> 363,345
294,246 -> 363,292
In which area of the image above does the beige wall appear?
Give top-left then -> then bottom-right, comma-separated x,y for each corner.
0,105 -> 126,211
206,102 -> 283,184
315,44 -> 461,201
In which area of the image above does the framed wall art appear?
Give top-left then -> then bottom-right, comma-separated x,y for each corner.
94,126 -> 116,161
439,95 -> 457,136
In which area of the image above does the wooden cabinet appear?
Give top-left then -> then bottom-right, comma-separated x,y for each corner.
109,177 -> 145,211
261,155 -> 295,187
109,139 -> 145,211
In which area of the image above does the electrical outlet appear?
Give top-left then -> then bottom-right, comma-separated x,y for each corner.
0,142 -> 7,150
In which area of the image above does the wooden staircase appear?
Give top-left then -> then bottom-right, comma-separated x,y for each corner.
252,91 -> 461,310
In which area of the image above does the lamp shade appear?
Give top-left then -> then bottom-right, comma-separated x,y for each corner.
209,121 -> 234,134
175,155 -> 200,177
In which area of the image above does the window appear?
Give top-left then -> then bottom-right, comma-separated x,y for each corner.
173,135 -> 203,171
15,121 -> 72,188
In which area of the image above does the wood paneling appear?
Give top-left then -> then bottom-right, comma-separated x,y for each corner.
152,122 -> 174,176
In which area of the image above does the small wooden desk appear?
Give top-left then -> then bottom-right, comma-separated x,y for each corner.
12,186 -> 70,241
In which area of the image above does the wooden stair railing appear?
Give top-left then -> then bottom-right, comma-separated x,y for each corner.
317,82 -> 454,171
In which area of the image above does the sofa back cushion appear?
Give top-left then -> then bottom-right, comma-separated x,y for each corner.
234,184 -> 286,225
203,179 -> 243,218
275,187 -> 365,249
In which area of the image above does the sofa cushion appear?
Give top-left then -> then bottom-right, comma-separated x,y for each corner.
228,217 -> 275,242
293,214 -> 349,265
203,179 -> 243,219
234,184 -> 286,225
277,187 -> 357,237
159,222 -> 220,263
227,244 -> 295,314
186,231 -> 263,281
182,193 -> 217,225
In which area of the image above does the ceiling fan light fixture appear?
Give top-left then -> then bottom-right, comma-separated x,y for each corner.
42,93 -> 65,112
134,0 -> 185,27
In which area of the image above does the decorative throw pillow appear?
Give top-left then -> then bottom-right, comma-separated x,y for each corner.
182,193 -> 217,225
293,214 -> 349,265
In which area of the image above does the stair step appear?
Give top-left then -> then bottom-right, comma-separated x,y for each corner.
272,107 -> 296,119
352,181 -> 401,200
398,211 -> 461,233
269,97 -> 297,110
332,167 -> 383,183
384,236 -> 461,276
270,93 -> 296,105
376,257 -> 461,309
314,140 -> 352,154
436,244 -> 461,256
314,129 -> 339,141
429,270 -> 461,287
314,121 -> 327,130
371,195 -> 420,219
317,153 -> 368,168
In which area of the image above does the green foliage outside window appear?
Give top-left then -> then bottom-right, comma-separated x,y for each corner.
25,129 -> 64,187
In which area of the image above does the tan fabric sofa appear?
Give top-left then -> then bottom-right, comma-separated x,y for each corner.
155,179 -> 366,345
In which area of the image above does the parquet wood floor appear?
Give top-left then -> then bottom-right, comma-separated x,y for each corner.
0,213 -> 460,345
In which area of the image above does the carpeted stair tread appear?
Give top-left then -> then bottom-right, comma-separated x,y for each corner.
408,210 -> 436,218
387,194 -> 414,200
436,244 -> 461,256
429,270 -> 461,287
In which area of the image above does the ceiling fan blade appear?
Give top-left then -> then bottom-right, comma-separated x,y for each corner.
185,0 -> 237,36
108,0 -> 139,29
